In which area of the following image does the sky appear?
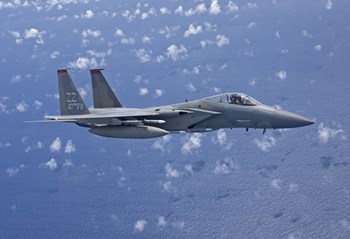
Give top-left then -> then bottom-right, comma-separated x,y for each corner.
1,0 -> 350,238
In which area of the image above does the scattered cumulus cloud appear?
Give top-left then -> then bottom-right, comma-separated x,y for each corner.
64,139 -> 76,154
16,101 -> 29,112
209,0 -> 221,15
181,133 -> 202,154
226,1 -> 239,12
138,87 -> 149,96
33,100 -> 43,110
185,82 -> 197,92
154,89 -> 164,97
314,44 -> 322,51
68,57 -> 98,70
213,129 -> 233,149
184,24 -> 203,38
302,30 -> 312,38
216,35 -> 230,47
134,220 -> 147,232
160,7 -> 171,15
152,135 -> 171,151
50,51 -> 60,59
50,137 -> 61,152
271,178 -> 282,190
115,28 -> 124,37
6,164 -> 25,177
81,10 -> 94,19
247,22 -> 256,29
82,29 -> 101,38
165,163 -> 179,178
326,0 -> 333,10
23,28 -> 45,44
45,158 -> 58,171
318,122 -> 346,144
275,70 -> 287,80
275,31 -> 281,39
10,74 -> 22,83
166,44 -> 188,61
135,48 -> 151,63
213,158 -> 237,174
158,216 -> 167,226
247,2 -> 258,8
254,135 -> 276,151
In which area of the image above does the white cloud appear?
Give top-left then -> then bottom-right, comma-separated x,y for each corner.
63,159 -> 74,168
45,158 -> 58,171
254,135 -> 276,151
152,134 -> 171,151
139,87 -> 149,96
23,28 -> 45,44
174,6 -> 184,15
209,0 -> 221,15
135,219 -> 147,232
16,101 -> 28,112
275,70 -> 287,80
166,44 -> 188,61
247,22 -> 256,29
185,82 -> 197,93
181,133 -> 202,154
213,158 -> 237,174
165,163 -> 179,178
275,31 -> 281,39
135,48 -> 151,63
115,28 -> 124,37
154,89 -> 164,97
314,44 -> 322,51
302,30 -> 312,38
214,129 -> 233,149
184,24 -> 203,38
121,37 -> 135,45
158,216 -> 167,226
271,178 -> 282,190
33,100 -> 43,110
318,122 -> 346,144
64,139 -> 76,154
0,141 -> 11,148
36,141 -> 44,149
6,167 -> 19,177
50,51 -> 60,59
142,36 -> 151,44
196,3 -> 207,13
10,74 -> 22,83
82,29 -> 101,38
68,57 -> 98,70
57,15 -> 67,21
216,35 -> 230,47
50,137 -> 61,152
226,1 -> 239,12
82,10 -> 94,19
247,2 -> 258,8
326,0 -> 333,10
160,7 -> 171,14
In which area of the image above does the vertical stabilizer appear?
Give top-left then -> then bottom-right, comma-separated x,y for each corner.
90,69 -> 123,108
57,69 -> 90,115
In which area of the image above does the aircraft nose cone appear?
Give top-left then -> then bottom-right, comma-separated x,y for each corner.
273,109 -> 314,128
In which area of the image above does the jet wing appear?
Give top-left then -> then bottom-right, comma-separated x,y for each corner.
45,109 -> 159,122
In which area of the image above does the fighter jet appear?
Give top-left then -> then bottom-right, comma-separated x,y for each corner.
41,69 -> 313,139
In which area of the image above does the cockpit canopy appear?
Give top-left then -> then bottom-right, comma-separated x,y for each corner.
203,93 -> 261,106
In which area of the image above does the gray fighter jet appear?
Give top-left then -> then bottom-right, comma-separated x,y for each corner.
42,69 -> 313,138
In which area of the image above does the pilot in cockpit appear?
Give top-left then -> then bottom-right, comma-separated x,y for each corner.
230,94 -> 241,104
